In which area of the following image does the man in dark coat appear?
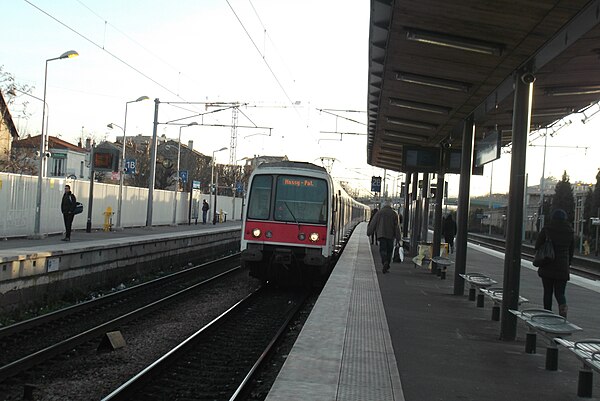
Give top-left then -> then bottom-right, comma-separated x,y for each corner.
535,208 -> 574,317
368,208 -> 378,245
442,214 -> 457,253
61,185 -> 77,241
367,201 -> 401,274
202,200 -> 210,224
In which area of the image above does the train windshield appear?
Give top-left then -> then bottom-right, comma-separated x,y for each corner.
274,175 -> 328,224
247,175 -> 273,219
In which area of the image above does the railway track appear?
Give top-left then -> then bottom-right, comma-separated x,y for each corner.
467,233 -> 600,280
0,254 -> 241,385
102,286 -> 308,401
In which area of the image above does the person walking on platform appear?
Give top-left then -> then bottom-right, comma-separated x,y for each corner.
367,200 -> 401,274
61,185 -> 77,241
442,214 -> 457,254
368,208 -> 379,245
202,199 -> 210,224
535,208 -> 574,318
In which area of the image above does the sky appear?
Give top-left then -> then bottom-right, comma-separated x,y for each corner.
1,0 -> 599,198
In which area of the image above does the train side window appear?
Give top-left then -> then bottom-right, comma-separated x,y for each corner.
247,175 -> 272,219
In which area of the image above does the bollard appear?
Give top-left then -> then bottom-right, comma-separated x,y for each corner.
103,207 -> 114,232
545,347 -> 558,371
525,332 -> 536,353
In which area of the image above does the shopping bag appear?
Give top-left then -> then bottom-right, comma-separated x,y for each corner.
393,244 -> 402,263
533,236 -> 554,267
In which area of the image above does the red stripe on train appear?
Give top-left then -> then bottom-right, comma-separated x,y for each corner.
243,220 -> 327,245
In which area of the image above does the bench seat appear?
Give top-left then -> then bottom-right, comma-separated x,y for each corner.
554,338 -> 600,397
460,273 -> 497,307
510,308 -> 582,372
479,288 -> 528,321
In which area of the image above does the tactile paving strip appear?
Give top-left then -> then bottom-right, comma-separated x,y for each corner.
265,223 -> 405,401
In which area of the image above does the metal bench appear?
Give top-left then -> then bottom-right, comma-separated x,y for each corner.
479,287 -> 528,321
510,308 -> 582,371
459,273 -> 497,307
554,338 -> 600,398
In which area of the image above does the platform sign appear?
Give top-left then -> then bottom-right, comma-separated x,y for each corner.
192,180 -> 201,189
236,182 -> 243,193
592,217 -> 600,226
124,159 -> 136,174
179,170 -> 188,184
371,176 -> 382,192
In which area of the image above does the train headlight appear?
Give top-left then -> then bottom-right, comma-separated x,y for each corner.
309,232 -> 319,242
265,230 -> 273,238
298,233 -> 306,241
252,228 -> 261,238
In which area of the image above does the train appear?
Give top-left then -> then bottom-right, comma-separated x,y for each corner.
240,161 -> 369,285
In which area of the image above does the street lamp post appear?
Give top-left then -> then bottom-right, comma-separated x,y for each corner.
108,96 -> 149,231
32,50 -> 78,238
210,147 -> 228,225
172,122 -> 198,225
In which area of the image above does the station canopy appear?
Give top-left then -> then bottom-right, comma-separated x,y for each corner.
367,0 -> 600,172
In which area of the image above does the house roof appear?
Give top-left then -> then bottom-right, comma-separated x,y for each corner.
12,135 -> 88,153
367,0 -> 600,172
0,90 -> 19,139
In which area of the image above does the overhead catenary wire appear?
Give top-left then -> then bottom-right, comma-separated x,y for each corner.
225,0 -> 295,107
74,0 -> 204,93
24,0 -> 189,101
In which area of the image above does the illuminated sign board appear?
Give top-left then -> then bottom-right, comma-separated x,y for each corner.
475,130 -> 501,167
93,148 -> 120,172
444,149 -> 484,175
282,178 -> 315,187
402,146 -> 441,173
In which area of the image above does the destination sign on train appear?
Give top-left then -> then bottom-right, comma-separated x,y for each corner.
282,178 -> 315,187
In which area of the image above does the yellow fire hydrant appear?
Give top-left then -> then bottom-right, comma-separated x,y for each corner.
103,207 -> 114,231
583,240 -> 590,256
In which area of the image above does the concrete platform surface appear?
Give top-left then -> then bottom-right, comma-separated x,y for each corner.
268,222 -> 600,400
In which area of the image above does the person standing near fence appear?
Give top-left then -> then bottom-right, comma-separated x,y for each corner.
535,208 -> 574,318
202,199 -> 210,224
367,201 -> 401,274
61,185 -> 77,241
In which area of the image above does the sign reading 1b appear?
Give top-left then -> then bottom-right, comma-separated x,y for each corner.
371,176 -> 382,192
124,159 -> 136,174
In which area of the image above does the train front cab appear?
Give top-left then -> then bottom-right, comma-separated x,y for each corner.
241,172 -> 333,285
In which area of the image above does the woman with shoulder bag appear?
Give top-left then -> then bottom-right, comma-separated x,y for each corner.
534,209 -> 574,317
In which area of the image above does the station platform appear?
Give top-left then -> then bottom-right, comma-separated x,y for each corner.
0,221 -> 241,255
266,222 -> 600,401
0,221 -> 242,311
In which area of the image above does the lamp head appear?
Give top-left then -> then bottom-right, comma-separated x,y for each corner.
60,50 -> 79,59
107,123 -> 114,129
135,96 -> 149,102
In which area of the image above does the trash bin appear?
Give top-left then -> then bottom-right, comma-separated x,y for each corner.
440,242 -> 449,257
417,243 -> 433,259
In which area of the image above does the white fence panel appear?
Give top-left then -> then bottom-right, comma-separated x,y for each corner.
0,172 -> 244,238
